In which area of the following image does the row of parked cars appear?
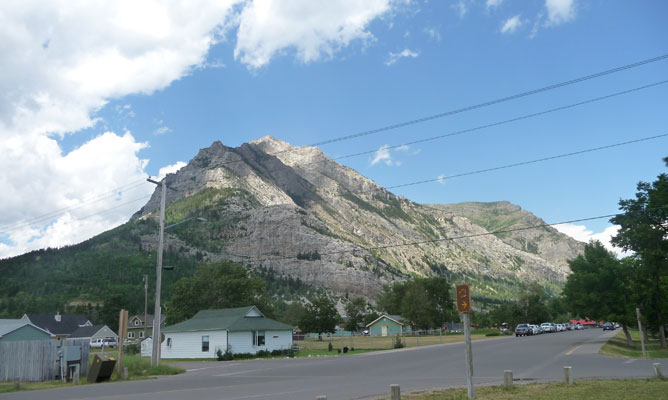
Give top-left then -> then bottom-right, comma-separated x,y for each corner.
514,322 -> 585,336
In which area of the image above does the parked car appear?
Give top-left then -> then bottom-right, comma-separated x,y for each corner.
602,322 -> 616,331
90,337 -> 117,348
541,322 -> 556,333
564,323 -> 572,331
529,324 -> 541,335
515,324 -> 532,337
575,323 -> 584,330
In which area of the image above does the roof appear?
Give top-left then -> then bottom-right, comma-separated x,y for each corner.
24,313 -> 91,335
129,314 -> 165,326
163,306 -> 294,333
366,314 -> 406,327
69,325 -> 115,339
0,319 -> 53,338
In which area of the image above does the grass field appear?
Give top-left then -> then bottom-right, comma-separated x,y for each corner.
0,353 -> 184,394
296,332 -> 502,353
600,329 -> 668,359
385,379 -> 668,399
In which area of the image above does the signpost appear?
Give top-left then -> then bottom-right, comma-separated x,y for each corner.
456,284 -> 474,399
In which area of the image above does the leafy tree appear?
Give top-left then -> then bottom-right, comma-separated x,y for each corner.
281,301 -> 307,327
299,296 -> 339,340
488,303 -> 522,329
562,241 -> 636,346
611,157 -> 668,348
377,277 -> 456,330
165,260 -> 273,325
518,282 -> 552,324
344,297 -> 368,332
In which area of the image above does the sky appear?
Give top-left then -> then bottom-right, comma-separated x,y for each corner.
1,0 -> 666,259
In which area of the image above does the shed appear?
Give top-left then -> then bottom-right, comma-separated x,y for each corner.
366,314 -> 412,336
161,306 -> 293,359
0,319 -> 54,342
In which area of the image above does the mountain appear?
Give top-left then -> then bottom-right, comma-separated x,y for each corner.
132,136 -> 583,299
0,136 -> 584,318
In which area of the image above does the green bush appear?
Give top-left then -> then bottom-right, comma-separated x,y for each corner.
485,331 -> 500,336
328,342 -> 333,352
393,334 -> 405,349
124,343 -> 140,355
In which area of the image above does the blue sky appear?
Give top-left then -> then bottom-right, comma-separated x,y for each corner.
1,0 -> 666,258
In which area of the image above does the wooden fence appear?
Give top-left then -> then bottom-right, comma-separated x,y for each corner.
0,339 -> 90,382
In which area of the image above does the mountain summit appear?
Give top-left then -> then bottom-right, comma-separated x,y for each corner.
133,137 -> 584,300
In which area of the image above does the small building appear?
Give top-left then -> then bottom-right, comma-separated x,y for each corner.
366,314 -> 412,336
127,314 -> 164,342
0,319 -> 54,342
22,312 -> 92,340
69,325 -> 118,342
161,306 -> 294,359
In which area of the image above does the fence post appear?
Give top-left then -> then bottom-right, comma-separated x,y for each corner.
564,366 -> 573,384
73,364 -> 80,385
653,363 -> 663,378
440,327 -> 443,343
504,370 -> 513,388
13,378 -> 20,390
390,384 -> 401,400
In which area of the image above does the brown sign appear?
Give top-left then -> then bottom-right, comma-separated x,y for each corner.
456,284 -> 471,313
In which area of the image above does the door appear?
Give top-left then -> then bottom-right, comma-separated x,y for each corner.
381,326 -> 388,337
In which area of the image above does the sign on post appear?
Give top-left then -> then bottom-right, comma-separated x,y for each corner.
456,284 -> 474,399
456,284 -> 471,314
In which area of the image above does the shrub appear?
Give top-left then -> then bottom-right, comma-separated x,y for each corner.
328,342 -> 333,352
124,343 -> 140,355
393,334 -> 405,349
485,332 -> 500,337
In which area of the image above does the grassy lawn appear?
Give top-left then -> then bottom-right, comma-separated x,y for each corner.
384,379 -> 668,399
0,353 -> 184,394
296,332 -> 500,352
600,329 -> 668,359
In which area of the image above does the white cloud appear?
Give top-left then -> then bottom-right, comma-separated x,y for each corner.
158,161 -> 187,180
553,223 -> 627,258
501,15 -> 522,34
437,174 -> 446,184
370,144 -> 413,166
451,1 -> 468,18
385,48 -> 419,66
544,0 -> 576,26
0,1 -> 406,258
486,0 -> 504,9
423,27 -> 441,41
234,0 -> 397,69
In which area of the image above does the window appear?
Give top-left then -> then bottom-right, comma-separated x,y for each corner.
139,331 -> 144,338
167,337 -> 172,347
202,336 -> 209,352
134,320 -> 140,326
128,332 -> 134,338
252,331 -> 265,346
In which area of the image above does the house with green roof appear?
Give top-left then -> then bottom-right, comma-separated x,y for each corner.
366,314 -> 412,336
160,306 -> 293,359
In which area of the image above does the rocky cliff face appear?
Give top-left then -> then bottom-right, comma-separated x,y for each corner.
133,136 -> 584,301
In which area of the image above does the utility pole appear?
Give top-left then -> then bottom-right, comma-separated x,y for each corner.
143,274 -> 148,340
148,178 -> 167,367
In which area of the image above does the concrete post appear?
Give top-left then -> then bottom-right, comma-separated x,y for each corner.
503,370 -> 513,388
123,367 -> 129,380
390,384 -> 401,400
73,364 -> 80,385
653,363 -> 663,378
564,366 -> 573,384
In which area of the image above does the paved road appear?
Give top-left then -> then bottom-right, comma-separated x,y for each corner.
3,329 -> 666,400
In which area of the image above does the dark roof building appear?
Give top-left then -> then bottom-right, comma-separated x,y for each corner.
163,306 -> 294,333
22,312 -> 92,338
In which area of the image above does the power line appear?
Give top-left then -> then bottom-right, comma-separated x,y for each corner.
384,133 -> 668,190
229,212 -> 625,263
308,54 -> 668,147
327,80 -> 668,164
0,179 -> 150,232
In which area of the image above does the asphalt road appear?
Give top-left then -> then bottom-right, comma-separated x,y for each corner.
3,329 -> 666,400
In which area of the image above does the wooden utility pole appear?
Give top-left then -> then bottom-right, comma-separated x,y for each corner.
143,275 -> 148,340
117,309 -> 128,379
636,308 -> 647,358
457,284 -> 474,399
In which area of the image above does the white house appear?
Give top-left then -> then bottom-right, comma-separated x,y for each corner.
160,306 -> 294,359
